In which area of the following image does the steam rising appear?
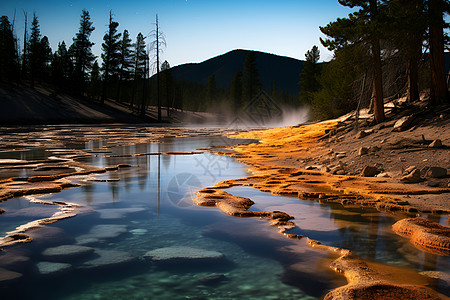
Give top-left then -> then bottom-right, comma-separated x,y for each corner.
265,106 -> 310,128
178,102 -> 310,129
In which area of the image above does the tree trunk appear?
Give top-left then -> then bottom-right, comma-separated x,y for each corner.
369,0 -> 384,123
429,0 -> 447,105
406,43 -> 420,103
371,38 -> 385,123
156,15 -> 161,122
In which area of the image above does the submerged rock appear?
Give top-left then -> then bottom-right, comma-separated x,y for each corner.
130,228 -> 148,235
27,226 -> 75,247
197,274 -> 228,285
42,245 -> 95,261
79,249 -> 138,270
144,246 -> 224,264
96,207 -> 146,219
76,224 -> 128,245
0,252 -> 30,269
0,268 -> 22,283
36,261 -> 72,275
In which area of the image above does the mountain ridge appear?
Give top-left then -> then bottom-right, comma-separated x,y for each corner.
169,49 -> 305,96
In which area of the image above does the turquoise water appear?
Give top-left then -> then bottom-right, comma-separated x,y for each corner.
0,136 -> 448,299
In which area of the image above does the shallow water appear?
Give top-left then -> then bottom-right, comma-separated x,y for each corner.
0,135 -> 448,299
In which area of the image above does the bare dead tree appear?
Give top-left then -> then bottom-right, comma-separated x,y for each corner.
148,14 -> 166,122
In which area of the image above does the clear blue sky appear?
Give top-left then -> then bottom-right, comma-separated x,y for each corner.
2,0 -> 354,72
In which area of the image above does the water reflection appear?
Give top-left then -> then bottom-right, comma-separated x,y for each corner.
226,186 -> 449,279
0,136 -> 448,299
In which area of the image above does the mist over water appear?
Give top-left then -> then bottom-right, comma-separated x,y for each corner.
265,106 -> 310,128
180,100 -> 310,129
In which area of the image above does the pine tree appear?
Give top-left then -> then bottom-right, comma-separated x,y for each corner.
72,9 -> 95,94
116,29 -> 133,101
243,51 -> 262,103
299,45 -> 321,105
88,60 -> 101,99
161,60 -> 173,115
321,0 -> 385,123
40,36 -> 52,80
60,41 -> 73,82
0,16 -> 19,82
311,45 -> 367,119
101,11 -> 121,103
28,13 -> 41,87
130,32 -> 146,109
230,70 -> 243,113
91,60 -> 100,82
387,0 -> 425,103
51,41 -> 73,87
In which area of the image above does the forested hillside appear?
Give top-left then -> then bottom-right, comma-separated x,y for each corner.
170,50 -> 304,95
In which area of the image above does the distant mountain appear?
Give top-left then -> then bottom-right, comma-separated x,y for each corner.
170,49 -> 305,96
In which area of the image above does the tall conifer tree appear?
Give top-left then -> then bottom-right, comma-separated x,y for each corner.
0,16 -> 19,82
299,45 -> 321,105
243,51 -> 262,103
72,9 -> 95,94
130,32 -> 146,109
101,11 -> 121,103
321,0 -> 385,123
28,13 -> 41,87
161,60 -> 173,115
117,29 -> 133,101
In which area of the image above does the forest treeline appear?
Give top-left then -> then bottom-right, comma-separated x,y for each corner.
0,0 -> 448,123
0,9 -> 295,119
301,0 -> 449,123
0,10 -> 173,121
